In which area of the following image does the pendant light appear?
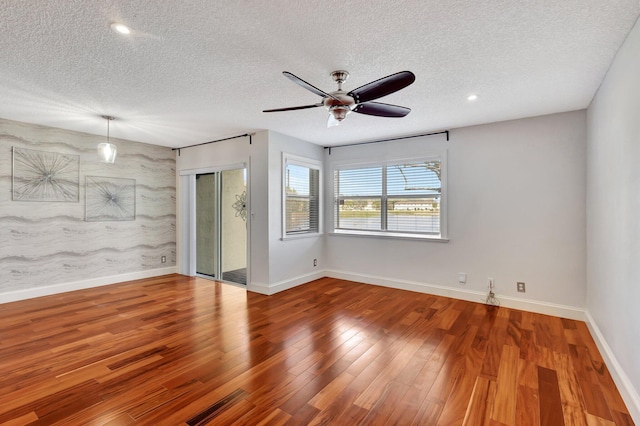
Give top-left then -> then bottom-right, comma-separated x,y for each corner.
98,115 -> 117,163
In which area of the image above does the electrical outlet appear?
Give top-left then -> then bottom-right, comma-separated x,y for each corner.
458,272 -> 466,285
488,277 -> 495,289
313,258 -> 317,267
517,281 -> 526,292
161,256 -> 166,264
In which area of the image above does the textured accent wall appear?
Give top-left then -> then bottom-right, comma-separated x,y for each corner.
0,118 -> 176,294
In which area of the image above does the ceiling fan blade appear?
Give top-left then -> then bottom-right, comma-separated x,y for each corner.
348,71 -> 415,103
263,103 -> 323,113
352,102 -> 411,117
283,71 -> 334,99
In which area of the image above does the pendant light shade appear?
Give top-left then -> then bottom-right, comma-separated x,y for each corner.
97,142 -> 117,163
98,115 -> 117,163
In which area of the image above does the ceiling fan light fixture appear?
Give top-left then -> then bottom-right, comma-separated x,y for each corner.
330,105 -> 350,122
98,115 -> 117,163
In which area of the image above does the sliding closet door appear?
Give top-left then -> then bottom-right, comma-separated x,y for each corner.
220,168 -> 247,285
195,173 -> 218,278
192,166 -> 247,285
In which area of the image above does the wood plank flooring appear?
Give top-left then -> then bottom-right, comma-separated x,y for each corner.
0,274 -> 633,425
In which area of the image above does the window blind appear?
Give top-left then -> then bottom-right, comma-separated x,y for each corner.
285,162 -> 319,234
334,160 -> 441,235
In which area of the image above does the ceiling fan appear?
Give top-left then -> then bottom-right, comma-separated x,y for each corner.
263,70 -> 416,127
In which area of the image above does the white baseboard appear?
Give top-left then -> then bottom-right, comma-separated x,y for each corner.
247,269 -> 585,321
324,269 -> 586,321
247,270 -> 326,296
246,281 -> 270,295
0,267 -> 178,304
269,270 -> 326,294
497,294 -> 586,321
585,311 -> 640,423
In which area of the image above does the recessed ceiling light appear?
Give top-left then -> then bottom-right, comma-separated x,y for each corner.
110,22 -> 131,35
467,94 -> 478,101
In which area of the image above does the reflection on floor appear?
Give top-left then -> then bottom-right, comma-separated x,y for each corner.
222,268 -> 246,285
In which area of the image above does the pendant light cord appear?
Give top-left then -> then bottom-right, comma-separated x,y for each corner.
101,115 -> 115,142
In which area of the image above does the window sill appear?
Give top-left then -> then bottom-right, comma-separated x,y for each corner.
281,232 -> 323,241
329,229 -> 449,242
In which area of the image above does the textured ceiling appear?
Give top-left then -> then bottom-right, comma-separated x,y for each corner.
0,1 -> 638,148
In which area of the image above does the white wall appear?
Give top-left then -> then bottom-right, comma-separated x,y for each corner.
175,132 -> 270,289
175,130 -> 325,294
586,15 -> 640,420
325,111 -> 587,311
267,131 -> 325,291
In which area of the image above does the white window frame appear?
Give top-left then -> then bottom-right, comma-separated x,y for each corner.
282,153 -> 323,239
330,152 -> 448,241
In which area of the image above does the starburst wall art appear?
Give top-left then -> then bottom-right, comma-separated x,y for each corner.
12,147 -> 80,202
85,176 -> 136,221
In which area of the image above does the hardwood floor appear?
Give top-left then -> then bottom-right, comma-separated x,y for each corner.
0,274 -> 633,425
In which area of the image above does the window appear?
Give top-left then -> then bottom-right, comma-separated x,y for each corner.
283,154 -> 321,237
333,156 -> 446,239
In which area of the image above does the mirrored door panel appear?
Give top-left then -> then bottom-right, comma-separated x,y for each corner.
220,168 -> 247,285
195,173 -> 217,277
